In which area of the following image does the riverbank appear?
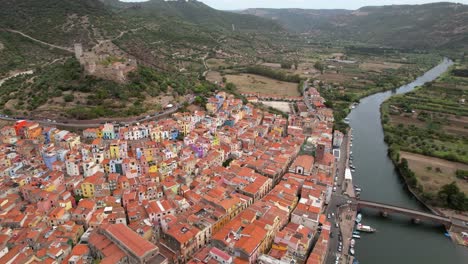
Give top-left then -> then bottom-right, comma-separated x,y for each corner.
380,59 -> 468,214
321,54 -> 444,132
348,57 -> 468,264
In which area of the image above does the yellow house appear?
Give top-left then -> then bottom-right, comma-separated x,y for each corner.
148,162 -> 158,173
59,200 -> 73,211
81,181 -> 95,198
80,174 -> 102,198
109,144 -> 120,159
102,162 -> 110,174
150,127 -> 162,142
179,121 -> 191,136
17,178 -> 27,187
44,184 -> 56,192
143,148 -> 155,162
211,134 -> 220,147
273,126 -> 284,135
96,129 -> 103,138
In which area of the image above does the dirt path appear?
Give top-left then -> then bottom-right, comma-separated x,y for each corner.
0,70 -> 34,87
401,151 -> 468,169
6,29 -> 74,52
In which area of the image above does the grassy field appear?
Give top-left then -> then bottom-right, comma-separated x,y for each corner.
225,73 -> 300,97
360,62 -> 403,72
401,151 -> 468,195
206,59 -> 229,70
205,71 -> 223,84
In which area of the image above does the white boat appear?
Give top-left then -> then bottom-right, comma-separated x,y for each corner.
350,239 -> 356,247
350,248 -> 355,256
356,223 -> 376,233
352,234 -> 361,239
356,213 -> 362,223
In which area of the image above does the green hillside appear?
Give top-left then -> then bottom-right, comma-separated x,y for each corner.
242,2 -> 468,50
0,0 -> 123,48
0,0 -> 283,119
110,0 -> 282,32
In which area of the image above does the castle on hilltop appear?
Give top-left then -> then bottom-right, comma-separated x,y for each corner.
74,41 -> 137,83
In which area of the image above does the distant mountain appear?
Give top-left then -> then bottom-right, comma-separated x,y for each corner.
241,2 -> 468,50
106,0 -> 283,32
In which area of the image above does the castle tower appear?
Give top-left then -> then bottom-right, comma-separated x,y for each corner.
74,43 -> 83,61
316,143 -> 325,161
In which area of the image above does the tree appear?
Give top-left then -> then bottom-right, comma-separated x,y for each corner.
64,94 -> 75,102
281,61 -> 292,69
438,182 -> 468,210
225,82 -> 236,92
314,61 -> 325,74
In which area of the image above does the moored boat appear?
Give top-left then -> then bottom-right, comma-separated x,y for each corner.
356,223 -> 376,233
352,234 -> 361,239
355,213 -> 362,223
350,248 -> 355,256
350,238 -> 356,247
353,231 -> 360,235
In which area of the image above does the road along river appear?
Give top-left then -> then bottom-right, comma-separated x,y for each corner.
347,58 -> 468,264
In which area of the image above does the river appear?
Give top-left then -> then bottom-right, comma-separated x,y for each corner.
347,58 -> 468,264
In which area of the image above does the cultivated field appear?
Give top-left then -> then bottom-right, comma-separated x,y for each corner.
390,111 -> 468,137
225,74 -> 300,97
360,62 -> 403,71
401,151 -> 468,194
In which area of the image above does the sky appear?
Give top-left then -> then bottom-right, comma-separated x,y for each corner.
121,0 -> 468,10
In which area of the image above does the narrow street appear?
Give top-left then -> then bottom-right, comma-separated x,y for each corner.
324,131 -> 357,264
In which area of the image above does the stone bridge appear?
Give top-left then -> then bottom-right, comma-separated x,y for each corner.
356,200 -> 467,230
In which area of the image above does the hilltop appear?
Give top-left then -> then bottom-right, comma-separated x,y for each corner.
241,2 -> 468,50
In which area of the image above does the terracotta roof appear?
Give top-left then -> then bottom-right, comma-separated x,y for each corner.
103,223 -> 158,258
